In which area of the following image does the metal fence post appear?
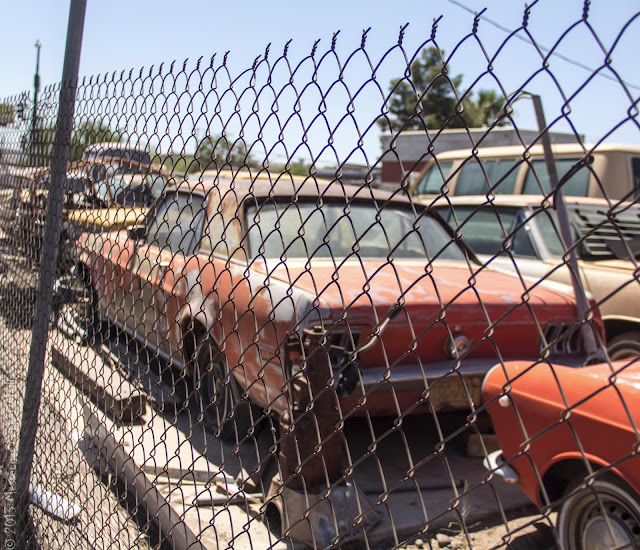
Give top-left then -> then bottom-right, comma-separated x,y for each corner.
531,94 -> 600,359
29,41 -> 41,167
15,0 -> 86,545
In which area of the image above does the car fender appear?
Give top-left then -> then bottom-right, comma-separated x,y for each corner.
539,450 -> 640,504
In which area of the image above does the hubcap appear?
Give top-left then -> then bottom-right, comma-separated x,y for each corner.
581,502 -> 640,550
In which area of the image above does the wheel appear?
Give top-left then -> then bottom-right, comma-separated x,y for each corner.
558,475 -> 640,550
194,338 -> 259,443
52,266 -> 99,345
608,331 -> 640,361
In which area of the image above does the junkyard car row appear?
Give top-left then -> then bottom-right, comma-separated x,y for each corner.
77,174 -> 596,439
0,154 -> 167,269
5,141 -> 640,545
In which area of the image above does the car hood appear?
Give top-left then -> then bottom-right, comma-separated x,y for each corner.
251,259 -> 581,361
258,259 -> 577,311
484,360 -> 640,419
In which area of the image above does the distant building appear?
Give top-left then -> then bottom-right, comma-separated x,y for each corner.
379,127 -> 581,185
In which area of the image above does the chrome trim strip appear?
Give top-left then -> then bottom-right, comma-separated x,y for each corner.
359,356 -> 585,393
481,363 -> 502,397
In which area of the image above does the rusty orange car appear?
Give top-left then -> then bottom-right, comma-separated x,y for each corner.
483,359 -> 640,549
76,174 -> 598,441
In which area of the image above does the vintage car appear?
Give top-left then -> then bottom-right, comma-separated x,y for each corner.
63,154 -> 167,238
3,156 -> 168,269
8,156 -> 168,329
483,359 -> 640,549
75,174 -> 601,441
432,196 -> 640,359
410,143 -> 640,201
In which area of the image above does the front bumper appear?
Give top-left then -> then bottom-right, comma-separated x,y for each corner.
357,358 -> 500,393
354,359 -> 494,411
483,450 -> 519,484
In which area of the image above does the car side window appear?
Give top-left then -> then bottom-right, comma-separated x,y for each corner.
446,206 -> 519,256
523,159 -> 589,196
455,158 -> 519,196
415,162 -> 453,195
146,192 -> 205,256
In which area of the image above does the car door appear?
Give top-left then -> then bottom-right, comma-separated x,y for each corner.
124,191 -> 205,356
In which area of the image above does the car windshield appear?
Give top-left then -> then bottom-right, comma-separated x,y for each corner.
110,168 -> 166,206
523,206 -> 640,259
562,206 -> 640,259
245,200 -> 466,261
440,203 -> 640,261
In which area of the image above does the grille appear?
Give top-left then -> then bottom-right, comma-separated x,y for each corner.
542,322 -> 583,356
572,208 -> 640,258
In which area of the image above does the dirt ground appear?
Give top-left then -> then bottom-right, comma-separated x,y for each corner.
396,511 -> 558,550
0,236 -> 562,549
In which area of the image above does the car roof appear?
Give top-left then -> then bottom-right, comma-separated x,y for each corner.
427,194 -> 640,210
82,141 -> 149,156
173,171 -> 413,205
75,155 -> 168,175
421,142 -> 640,161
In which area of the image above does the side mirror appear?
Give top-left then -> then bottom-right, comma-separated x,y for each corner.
127,225 -> 147,240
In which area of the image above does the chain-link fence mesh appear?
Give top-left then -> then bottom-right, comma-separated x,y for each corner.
1,2 -> 639,549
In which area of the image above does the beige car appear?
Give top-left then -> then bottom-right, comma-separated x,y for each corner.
412,143 -> 640,201
62,156 -> 168,239
431,195 -> 640,359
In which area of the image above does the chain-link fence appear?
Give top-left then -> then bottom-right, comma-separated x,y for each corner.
1,2 -> 639,549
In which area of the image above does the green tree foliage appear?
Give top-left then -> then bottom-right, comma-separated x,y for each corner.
21,117 -> 121,164
193,134 -> 254,173
379,47 -> 507,132
69,118 -> 121,161
166,155 -> 194,175
287,158 -> 311,177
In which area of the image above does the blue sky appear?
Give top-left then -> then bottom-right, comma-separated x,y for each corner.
1,0 -> 639,163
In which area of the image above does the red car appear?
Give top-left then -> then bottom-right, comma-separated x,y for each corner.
483,359 -> 640,549
76,174 -> 596,441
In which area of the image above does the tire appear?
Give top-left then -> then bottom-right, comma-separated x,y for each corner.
558,475 -> 640,550
194,338 -> 259,443
53,266 -> 99,345
608,331 -> 640,361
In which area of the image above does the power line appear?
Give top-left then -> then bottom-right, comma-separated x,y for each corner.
448,0 -> 640,92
